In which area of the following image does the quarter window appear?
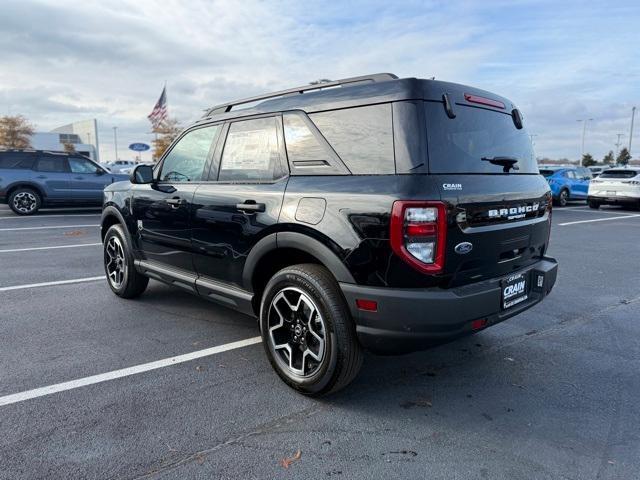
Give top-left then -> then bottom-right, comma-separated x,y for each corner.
310,104 -> 394,174
218,117 -> 283,181
160,125 -> 220,182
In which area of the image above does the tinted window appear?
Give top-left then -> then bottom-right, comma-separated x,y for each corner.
218,117 -> 283,181
69,157 -> 100,173
539,169 -> 556,177
160,125 -> 219,182
565,170 -> 576,179
284,113 -> 331,164
425,102 -> 537,174
0,153 -> 35,169
599,170 -> 638,179
310,104 -> 394,174
36,156 -> 68,173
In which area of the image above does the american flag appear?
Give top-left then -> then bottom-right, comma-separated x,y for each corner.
147,86 -> 167,131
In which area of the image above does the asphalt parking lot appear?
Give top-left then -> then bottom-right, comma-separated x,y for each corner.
1,203 -> 639,480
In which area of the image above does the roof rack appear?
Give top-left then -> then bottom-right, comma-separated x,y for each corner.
203,73 -> 398,117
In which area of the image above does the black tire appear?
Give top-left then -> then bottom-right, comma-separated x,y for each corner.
259,264 -> 363,396
588,200 -> 600,209
103,224 -> 148,298
554,189 -> 569,207
8,187 -> 41,215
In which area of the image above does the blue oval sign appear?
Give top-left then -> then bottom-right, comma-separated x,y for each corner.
129,142 -> 150,152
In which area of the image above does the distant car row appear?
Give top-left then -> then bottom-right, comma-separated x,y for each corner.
540,165 -> 640,209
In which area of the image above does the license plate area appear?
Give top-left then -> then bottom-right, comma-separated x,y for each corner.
501,272 -> 529,310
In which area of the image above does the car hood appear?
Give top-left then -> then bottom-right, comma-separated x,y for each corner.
104,179 -> 132,192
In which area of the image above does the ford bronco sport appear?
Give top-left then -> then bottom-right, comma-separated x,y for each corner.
101,73 -> 558,395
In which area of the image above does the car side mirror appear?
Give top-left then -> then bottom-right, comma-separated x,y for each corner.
131,164 -> 154,184
97,168 -> 106,176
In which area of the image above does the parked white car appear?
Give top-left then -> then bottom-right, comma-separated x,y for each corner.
587,168 -> 640,209
107,160 -> 137,173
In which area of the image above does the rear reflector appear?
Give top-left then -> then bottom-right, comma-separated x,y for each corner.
356,299 -> 378,312
471,319 -> 488,330
464,93 -> 505,109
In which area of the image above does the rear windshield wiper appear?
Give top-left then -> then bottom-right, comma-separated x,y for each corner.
481,156 -> 520,173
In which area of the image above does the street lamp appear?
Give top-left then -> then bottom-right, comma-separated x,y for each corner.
113,126 -> 119,161
629,106 -> 636,155
615,133 -> 625,158
577,118 -> 594,165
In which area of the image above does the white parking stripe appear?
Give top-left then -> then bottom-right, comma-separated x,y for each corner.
556,207 -> 635,215
0,276 -> 105,292
0,243 -> 102,253
558,214 -> 640,226
0,214 -> 100,220
0,336 -> 262,407
0,224 -> 99,231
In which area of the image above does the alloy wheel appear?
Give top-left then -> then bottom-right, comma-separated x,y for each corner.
105,236 -> 126,289
13,192 -> 37,214
267,287 -> 327,377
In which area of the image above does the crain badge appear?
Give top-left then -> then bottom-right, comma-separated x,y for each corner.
454,242 -> 473,254
442,183 -> 463,191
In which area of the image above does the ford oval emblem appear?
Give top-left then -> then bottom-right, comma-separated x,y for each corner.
454,242 -> 473,255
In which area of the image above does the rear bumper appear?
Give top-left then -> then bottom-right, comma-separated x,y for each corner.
340,257 -> 558,355
588,195 -> 640,206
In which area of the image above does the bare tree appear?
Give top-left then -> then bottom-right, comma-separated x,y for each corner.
152,118 -> 182,161
0,115 -> 35,149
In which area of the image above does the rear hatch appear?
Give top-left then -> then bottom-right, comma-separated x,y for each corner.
424,92 -> 552,287
589,169 -> 640,197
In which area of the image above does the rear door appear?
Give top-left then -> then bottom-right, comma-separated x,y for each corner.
130,124 -> 221,273
421,96 -> 551,287
191,115 -> 288,290
34,154 -> 72,200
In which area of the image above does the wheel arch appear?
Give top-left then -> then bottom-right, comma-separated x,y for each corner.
101,205 -> 129,241
7,182 -> 46,200
244,232 -> 356,315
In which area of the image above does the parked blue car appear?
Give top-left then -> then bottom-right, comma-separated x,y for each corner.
539,166 -> 593,207
0,150 -> 129,215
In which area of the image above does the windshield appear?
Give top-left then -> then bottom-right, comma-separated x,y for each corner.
425,102 -> 537,174
599,170 -> 638,179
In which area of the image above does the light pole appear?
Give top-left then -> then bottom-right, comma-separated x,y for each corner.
629,106 -> 636,155
577,118 -> 593,165
113,126 -> 119,161
615,133 -> 625,158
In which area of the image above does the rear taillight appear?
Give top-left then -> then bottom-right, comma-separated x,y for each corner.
390,201 -> 447,274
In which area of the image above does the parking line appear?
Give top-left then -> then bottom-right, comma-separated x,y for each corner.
0,214 -> 101,220
0,224 -> 99,231
558,214 -> 640,226
0,336 -> 262,407
0,276 -> 105,292
557,207 -> 635,215
0,243 -> 102,253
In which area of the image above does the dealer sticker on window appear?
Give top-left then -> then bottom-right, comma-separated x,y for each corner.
501,273 -> 528,309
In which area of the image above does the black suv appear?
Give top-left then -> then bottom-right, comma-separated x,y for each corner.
101,73 -> 558,395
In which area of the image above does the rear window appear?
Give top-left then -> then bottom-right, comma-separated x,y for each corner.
425,102 -> 537,174
539,169 -> 557,177
36,156 -> 68,173
599,170 -> 638,179
310,104 -> 394,174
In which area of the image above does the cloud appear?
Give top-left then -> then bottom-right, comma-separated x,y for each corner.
0,0 -> 638,162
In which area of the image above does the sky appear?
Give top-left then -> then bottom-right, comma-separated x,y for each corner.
0,0 -> 638,163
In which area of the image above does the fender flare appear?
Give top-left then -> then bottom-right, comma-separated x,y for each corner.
101,205 -> 129,240
242,231 -> 356,290
6,182 -> 47,199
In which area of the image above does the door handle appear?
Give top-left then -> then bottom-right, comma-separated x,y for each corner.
165,197 -> 185,208
236,201 -> 265,213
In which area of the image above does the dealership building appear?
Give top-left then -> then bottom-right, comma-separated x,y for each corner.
30,119 -> 100,161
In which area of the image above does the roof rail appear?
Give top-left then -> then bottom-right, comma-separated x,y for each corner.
203,73 -> 398,117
